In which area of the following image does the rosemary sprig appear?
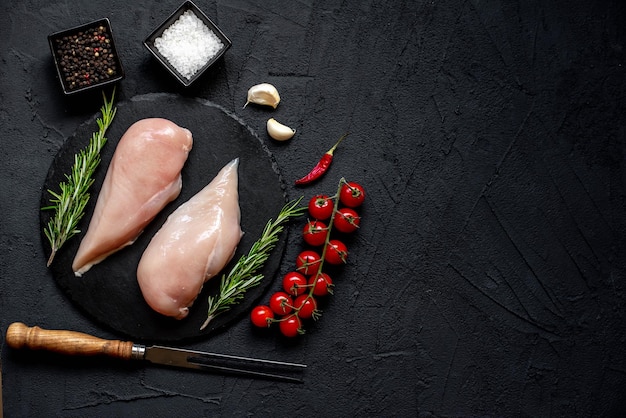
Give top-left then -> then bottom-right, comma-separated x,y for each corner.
43,90 -> 117,266
200,197 -> 307,330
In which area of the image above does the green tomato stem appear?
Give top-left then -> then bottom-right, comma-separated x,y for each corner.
291,177 -> 348,319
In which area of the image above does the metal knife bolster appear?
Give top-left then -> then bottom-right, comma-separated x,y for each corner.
130,344 -> 147,361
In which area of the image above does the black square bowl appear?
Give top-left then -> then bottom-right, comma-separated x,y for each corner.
48,18 -> 125,95
143,1 -> 232,87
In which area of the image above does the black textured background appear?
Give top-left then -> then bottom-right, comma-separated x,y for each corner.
1,0 -> 625,416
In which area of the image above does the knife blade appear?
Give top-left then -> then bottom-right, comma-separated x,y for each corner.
5,322 -> 305,383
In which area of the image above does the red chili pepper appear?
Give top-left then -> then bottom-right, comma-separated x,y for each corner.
294,133 -> 348,185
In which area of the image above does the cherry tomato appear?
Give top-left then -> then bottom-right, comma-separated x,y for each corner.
339,182 -> 365,207
308,194 -> 334,220
279,315 -> 302,337
296,250 -> 322,276
269,291 -> 293,315
282,271 -> 308,296
325,239 -> 348,265
333,207 -> 361,234
303,220 -> 329,246
250,305 -> 274,328
294,295 -> 317,319
309,272 -> 333,296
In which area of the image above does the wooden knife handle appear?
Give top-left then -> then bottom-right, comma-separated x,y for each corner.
5,322 -> 135,360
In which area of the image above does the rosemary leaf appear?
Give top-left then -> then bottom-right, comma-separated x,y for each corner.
43,89 -> 117,266
200,197 -> 306,330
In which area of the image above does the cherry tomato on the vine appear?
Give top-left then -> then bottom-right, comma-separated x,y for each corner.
294,294 -> 317,319
333,207 -> 361,234
325,239 -> 348,265
308,195 -> 334,220
309,272 -> 333,296
252,181 -> 367,339
282,271 -> 308,296
269,291 -> 293,315
339,182 -> 365,208
296,250 -> 322,276
279,315 -> 303,337
250,305 -> 274,328
303,220 -> 329,246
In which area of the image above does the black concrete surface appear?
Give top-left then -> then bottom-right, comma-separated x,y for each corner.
1,0 -> 625,416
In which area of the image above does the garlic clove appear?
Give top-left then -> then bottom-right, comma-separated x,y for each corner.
244,83 -> 281,109
267,118 -> 295,141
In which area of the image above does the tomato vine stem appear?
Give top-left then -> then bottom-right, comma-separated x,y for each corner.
276,177 -> 349,323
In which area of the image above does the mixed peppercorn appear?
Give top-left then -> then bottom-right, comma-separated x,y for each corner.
52,24 -> 120,92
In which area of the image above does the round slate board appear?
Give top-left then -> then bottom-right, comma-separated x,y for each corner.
40,93 -> 288,343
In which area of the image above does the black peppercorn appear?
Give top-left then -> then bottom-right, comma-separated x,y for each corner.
51,21 -> 121,92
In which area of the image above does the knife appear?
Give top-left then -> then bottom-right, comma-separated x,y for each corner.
5,322 -> 305,383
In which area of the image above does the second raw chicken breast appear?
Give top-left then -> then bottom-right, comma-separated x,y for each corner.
137,158 -> 243,319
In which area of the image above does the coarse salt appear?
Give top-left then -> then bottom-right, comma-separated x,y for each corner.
154,10 -> 224,80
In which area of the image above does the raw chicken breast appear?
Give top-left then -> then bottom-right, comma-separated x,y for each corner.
72,118 -> 193,276
137,158 -> 243,319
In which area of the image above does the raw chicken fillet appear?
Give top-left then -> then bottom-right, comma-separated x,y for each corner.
137,158 -> 243,319
72,118 -> 193,276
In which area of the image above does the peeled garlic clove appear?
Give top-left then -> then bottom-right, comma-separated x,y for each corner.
244,83 -> 281,109
267,118 -> 295,141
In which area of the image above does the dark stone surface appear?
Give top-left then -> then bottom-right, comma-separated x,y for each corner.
1,0 -> 625,416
